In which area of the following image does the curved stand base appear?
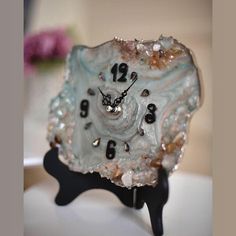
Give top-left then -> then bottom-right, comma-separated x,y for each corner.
43,148 -> 169,236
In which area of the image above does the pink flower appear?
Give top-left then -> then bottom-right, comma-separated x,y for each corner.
24,28 -> 73,76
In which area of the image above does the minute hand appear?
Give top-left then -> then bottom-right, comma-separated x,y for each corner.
112,76 -> 138,107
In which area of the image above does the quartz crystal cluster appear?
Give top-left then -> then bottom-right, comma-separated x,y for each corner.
114,35 -> 184,70
47,64 -> 76,162
47,36 -> 202,188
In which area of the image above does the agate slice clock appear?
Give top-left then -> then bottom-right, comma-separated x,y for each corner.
47,36 -> 202,188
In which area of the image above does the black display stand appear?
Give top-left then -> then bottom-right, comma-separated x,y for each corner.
43,147 -> 169,236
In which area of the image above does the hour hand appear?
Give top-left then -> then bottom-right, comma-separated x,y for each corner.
98,87 -> 105,97
102,94 -> 112,106
98,87 -> 112,106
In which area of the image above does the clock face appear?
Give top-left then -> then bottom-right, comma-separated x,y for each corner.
47,36 -> 202,188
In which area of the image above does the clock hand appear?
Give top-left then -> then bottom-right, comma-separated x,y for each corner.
98,87 -> 106,97
112,73 -> 138,108
98,87 -> 112,106
123,75 -> 138,94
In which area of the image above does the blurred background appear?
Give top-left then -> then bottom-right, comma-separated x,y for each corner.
24,0 -> 212,189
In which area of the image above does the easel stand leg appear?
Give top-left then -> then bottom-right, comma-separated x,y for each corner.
44,148 -> 169,236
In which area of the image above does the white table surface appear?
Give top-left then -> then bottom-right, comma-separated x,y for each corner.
24,172 -> 212,236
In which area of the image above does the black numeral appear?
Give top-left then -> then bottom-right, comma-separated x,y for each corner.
111,63 -> 128,82
145,103 -> 157,124
106,140 -> 116,159
80,99 -> 89,118
118,63 -> 128,82
111,63 -> 118,81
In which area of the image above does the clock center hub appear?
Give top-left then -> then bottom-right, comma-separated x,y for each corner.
106,105 -> 122,114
